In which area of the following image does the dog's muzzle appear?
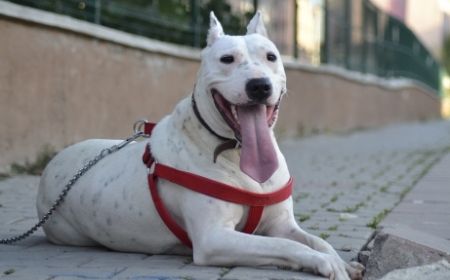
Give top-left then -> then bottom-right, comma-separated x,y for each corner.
211,89 -> 279,142
210,87 -> 281,183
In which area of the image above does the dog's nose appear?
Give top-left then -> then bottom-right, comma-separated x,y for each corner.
245,78 -> 272,102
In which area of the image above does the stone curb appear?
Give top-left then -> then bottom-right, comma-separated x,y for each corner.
380,259 -> 450,280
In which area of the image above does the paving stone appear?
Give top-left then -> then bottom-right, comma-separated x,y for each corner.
221,266 -> 324,280
114,256 -> 224,279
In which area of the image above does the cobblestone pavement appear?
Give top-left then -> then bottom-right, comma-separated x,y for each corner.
283,120 -> 450,262
1,120 -> 450,280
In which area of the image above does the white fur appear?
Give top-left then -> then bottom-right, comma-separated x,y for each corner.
37,12 -> 363,280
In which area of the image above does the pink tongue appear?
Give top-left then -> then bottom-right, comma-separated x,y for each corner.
237,105 -> 278,183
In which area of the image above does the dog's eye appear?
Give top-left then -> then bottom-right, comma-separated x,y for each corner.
220,55 -> 235,64
267,52 -> 277,62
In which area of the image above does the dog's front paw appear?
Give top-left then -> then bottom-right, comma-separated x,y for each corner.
345,261 -> 364,280
315,254 -> 350,280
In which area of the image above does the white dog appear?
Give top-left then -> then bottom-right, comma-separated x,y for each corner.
37,12 -> 363,280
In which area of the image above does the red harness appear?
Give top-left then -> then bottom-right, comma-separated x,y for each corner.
142,122 -> 293,248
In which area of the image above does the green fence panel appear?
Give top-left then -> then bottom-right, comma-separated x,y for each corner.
6,0 -> 252,48
6,0 -> 440,92
323,0 -> 440,92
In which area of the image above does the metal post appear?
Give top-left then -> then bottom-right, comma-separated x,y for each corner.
361,1 -> 367,73
191,0 -> 200,47
371,7 -> 385,76
321,0 -> 329,64
344,0 -> 351,69
293,0 -> 299,58
375,7 -> 383,77
94,0 -> 101,25
253,0 -> 258,13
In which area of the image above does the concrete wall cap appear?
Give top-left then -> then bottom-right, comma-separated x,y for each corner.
283,57 -> 438,97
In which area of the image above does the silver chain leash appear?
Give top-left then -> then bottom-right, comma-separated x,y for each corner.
0,120 -> 149,245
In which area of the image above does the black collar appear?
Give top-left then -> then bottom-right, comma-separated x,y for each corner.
191,93 -> 230,141
191,93 -> 240,162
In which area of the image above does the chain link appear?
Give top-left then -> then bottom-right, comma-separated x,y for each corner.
0,123 -> 148,245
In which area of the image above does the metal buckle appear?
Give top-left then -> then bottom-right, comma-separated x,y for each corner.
133,119 -> 149,135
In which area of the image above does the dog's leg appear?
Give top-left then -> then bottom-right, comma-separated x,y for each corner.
262,203 -> 364,280
184,198 -> 351,280
191,227 -> 350,280
269,218 -> 364,280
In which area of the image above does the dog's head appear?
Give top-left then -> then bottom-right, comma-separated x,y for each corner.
195,12 -> 286,183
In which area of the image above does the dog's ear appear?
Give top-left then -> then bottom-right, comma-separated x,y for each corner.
207,11 -> 224,46
246,11 -> 268,37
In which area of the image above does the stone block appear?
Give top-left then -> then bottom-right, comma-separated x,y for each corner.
364,226 -> 450,280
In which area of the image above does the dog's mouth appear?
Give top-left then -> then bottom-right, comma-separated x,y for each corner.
211,89 -> 279,141
211,88 -> 280,183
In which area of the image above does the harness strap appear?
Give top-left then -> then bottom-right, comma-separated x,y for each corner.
153,162 -> 293,206
148,173 -> 192,247
241,206 -> 264,233
142,122 -> 293,248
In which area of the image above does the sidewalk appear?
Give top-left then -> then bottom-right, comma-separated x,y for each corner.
362,149 -> 450,279
381,152 -> 450,239
1,120 -> 450,280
